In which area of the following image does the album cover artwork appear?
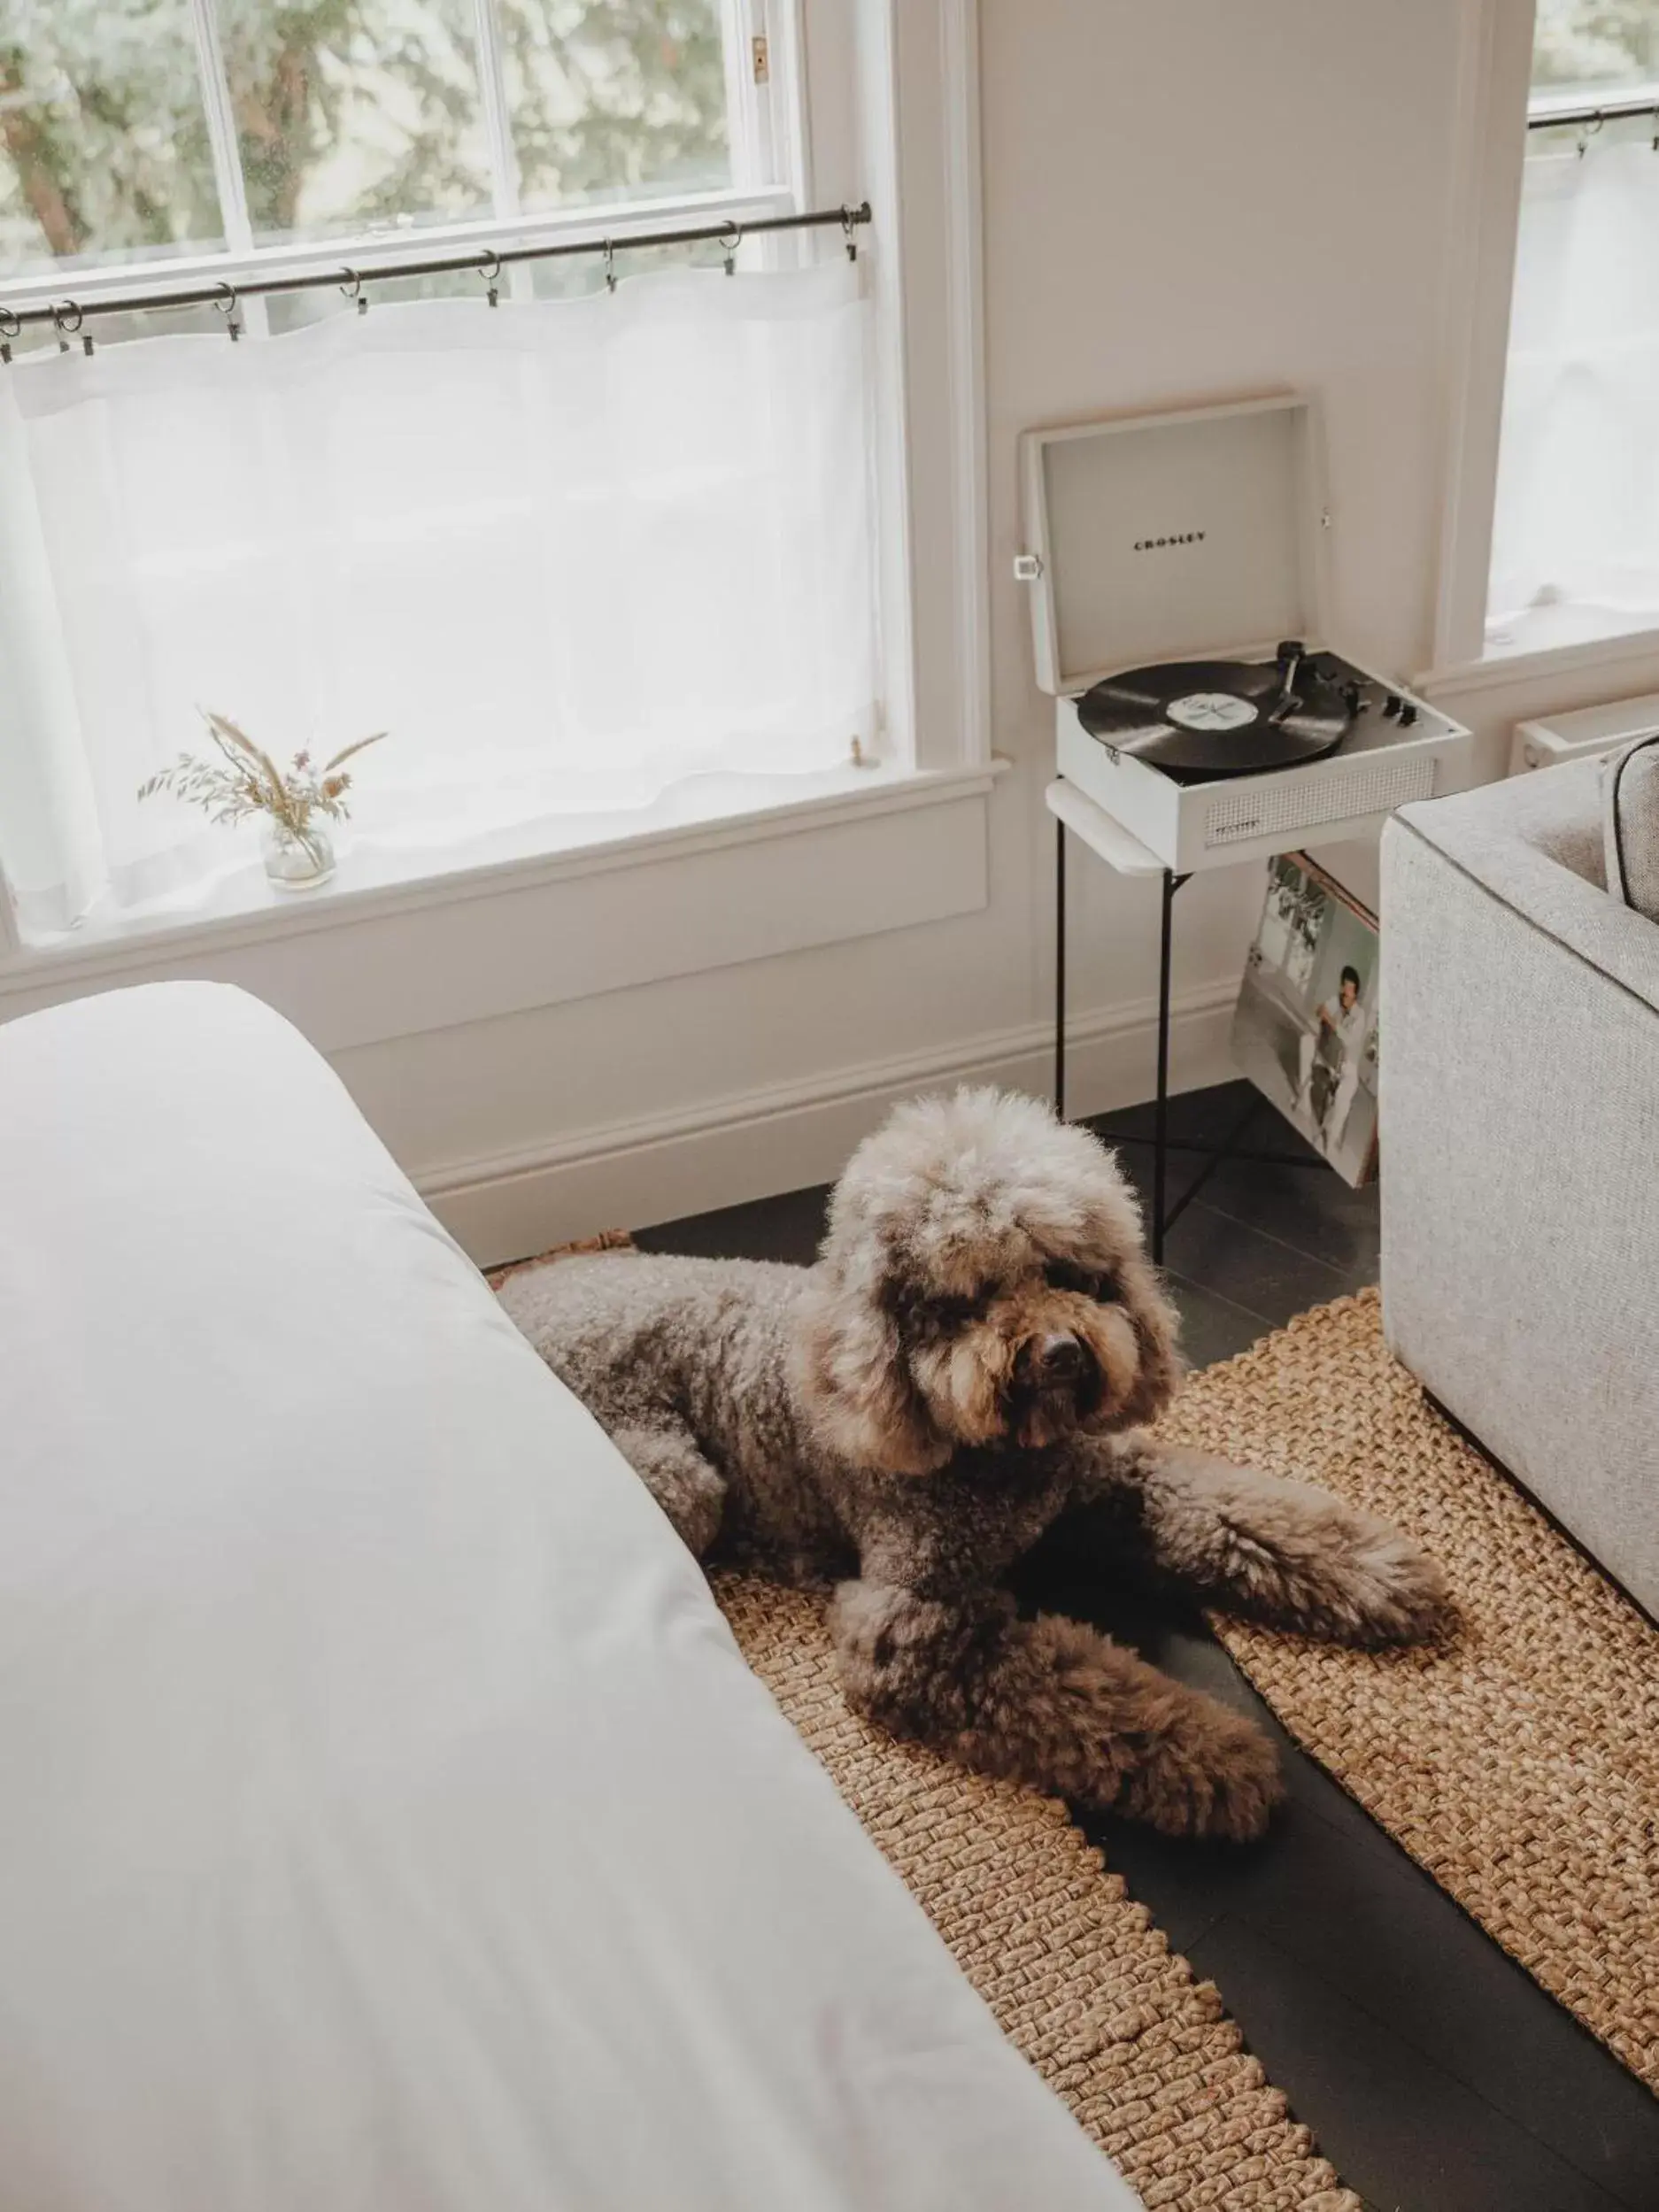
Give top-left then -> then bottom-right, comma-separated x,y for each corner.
1231,852 -> 1379,1189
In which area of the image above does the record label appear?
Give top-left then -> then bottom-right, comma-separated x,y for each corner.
1166,691 -> 1260,734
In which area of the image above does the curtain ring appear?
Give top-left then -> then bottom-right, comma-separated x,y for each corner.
1577,111 -> 1604,157
479,247 -> 502,307
841,204 -> 859,261
0,304 -> 18,366
213,279 -> 243,342
340,266 -> 367,315
603,238 -> 617,293
1650,101 -> 1658,151
51,298 -> 91,355
721,219 -> 742,276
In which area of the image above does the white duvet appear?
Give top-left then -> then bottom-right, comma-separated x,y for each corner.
0,984 -> 1138,2212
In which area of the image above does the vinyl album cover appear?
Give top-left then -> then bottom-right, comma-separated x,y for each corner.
1231,852 -> 1379,1188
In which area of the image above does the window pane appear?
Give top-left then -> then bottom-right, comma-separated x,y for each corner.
0,1 -> 224,275
215,0 -> 492,244
1532,0 -> 1659,96
500,0 -> 730,213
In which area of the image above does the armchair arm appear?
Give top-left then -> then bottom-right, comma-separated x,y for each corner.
1389,762 -> 1659,1015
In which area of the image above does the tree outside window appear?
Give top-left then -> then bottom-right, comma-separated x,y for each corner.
1532,0 -> 1659,94
0,0 -> 730,275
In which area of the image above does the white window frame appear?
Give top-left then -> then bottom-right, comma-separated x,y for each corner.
1431,0 -> 1659,683
0,0 -> 997,1033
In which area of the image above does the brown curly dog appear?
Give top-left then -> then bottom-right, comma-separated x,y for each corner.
500,1088 -> 1451,1840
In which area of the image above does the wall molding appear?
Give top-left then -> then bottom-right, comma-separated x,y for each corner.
422,973 -> 1241,1263
872,0 -> 992,775
0,768 -> 1001,1052
1428,0 -> 1535,670
940,0 -> 992,770
0,761 -> 1005,999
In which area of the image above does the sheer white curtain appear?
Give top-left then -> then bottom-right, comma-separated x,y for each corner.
1489,134 -> 1659,644
0,260 -> 875,938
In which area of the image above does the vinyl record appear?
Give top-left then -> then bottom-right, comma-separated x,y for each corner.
1076,652 -> 1353,776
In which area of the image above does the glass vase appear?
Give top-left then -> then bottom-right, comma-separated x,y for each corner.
261,816 -> 336,891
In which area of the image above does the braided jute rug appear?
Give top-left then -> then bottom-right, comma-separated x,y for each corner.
1163,1287 -> 1659,2094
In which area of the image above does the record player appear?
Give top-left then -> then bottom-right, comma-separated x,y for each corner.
1017,394 -> 1472,876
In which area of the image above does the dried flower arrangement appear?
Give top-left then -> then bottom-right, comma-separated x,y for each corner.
139,710 -> 386,885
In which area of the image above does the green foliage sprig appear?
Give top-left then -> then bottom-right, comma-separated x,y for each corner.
138,708 -> 385,871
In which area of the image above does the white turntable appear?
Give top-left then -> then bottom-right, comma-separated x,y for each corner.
1017,393 -> 1472,877
1017,392 -> 1475,1252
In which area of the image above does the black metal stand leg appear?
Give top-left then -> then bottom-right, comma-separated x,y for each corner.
1152,866 -> 1176,1263
1053,818 -> 1067,1120
1161,1091 -> 1260,1239
1054,850 -> 1268,1263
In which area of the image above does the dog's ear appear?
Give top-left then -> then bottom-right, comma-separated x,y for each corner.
792,1270 -> 949,1476
1111,1257 -> 1184,1429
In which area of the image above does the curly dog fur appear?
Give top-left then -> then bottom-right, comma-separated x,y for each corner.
500,1088 -> 1452,1840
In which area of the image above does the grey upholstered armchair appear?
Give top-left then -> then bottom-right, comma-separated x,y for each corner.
1379,759 -> 1659,1617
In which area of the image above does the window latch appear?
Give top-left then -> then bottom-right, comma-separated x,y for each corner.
752,34 -> 769,85
1013,552 -> 1044,582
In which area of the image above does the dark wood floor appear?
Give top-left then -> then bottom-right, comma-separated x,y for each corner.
637,1081 -> 1659,2212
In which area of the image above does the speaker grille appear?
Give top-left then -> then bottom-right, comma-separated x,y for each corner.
1204,757 -> 1437,847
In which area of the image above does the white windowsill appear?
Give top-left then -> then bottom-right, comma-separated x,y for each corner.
1,758 -> 1006,995
1418,618 -> 1659,701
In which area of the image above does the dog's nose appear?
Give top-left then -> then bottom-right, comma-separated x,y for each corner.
1036,1331 -> 1086,1384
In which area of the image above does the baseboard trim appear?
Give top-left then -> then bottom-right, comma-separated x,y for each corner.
421,978 -> 1242,1265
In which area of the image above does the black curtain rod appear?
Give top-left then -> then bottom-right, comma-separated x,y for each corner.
0,199 -> 872,333
1527,91 -> 1659,130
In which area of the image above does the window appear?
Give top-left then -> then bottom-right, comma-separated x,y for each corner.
1485,0 -> 1659,656
0,6 -> 891,952
0,3 -> 780,289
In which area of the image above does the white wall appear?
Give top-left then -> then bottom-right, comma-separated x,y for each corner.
368,0 -> 1478,1258
17,1 -> 1632,1260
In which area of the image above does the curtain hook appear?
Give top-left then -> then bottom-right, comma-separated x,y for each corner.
479,247 -> 501,307
51,299 -> 90,355
1650,100 -> 1658,151
0,304 -> 18,366
340,266 -> 367,316
603,238 -> 617,294
213,279 -> 243,342
1577,110 -> 1604,157
721,219 -> 742,276
841,204 -> 859,261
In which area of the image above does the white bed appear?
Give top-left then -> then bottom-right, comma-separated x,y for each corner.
0,983 -> 1139,2212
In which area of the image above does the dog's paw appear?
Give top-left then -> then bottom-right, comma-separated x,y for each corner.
1115,1691 -> 1284,1843
1312,1514 -> 1457,1648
